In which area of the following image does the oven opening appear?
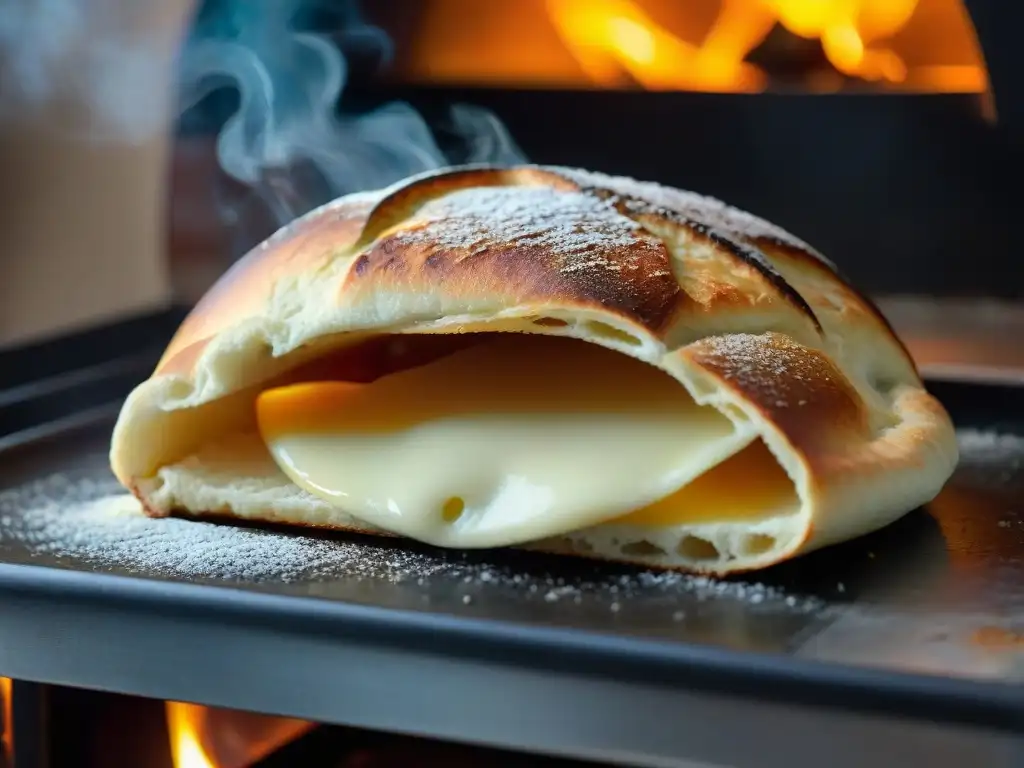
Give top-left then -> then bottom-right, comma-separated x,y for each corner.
368,0 -> 989,94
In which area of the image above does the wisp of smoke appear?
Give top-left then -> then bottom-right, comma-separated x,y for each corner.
0,0 -> 526,227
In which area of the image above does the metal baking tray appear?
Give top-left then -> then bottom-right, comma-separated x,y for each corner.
0,316 -> 1021,768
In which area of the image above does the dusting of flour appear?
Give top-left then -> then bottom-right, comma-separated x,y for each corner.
0,471 -> 821,611
0,477 -> 351,582
544,165 -> 835,268
392,185 -> 666,286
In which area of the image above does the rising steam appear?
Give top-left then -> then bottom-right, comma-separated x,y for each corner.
0,0 -> 525,226
179,0 -> 525,225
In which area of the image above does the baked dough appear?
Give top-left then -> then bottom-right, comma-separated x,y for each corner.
110,165 -> 958,574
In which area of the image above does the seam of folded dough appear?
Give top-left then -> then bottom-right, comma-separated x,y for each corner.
528,333 -> 956,572
130,327 -> 955,574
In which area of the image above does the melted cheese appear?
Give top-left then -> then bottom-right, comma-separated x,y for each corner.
257,334 -> 756,548
613,440 -> 796,526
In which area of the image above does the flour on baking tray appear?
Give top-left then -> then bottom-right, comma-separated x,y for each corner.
0,470 -> 821,611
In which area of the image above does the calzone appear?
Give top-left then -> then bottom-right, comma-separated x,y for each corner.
110,166 -> 958,574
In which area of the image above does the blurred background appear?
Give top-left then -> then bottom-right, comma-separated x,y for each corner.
2,0 -> 1022,379
0,1 -> 1023,766
1,0 -> 1022,371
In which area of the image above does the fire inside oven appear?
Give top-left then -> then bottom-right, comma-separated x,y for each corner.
0,679 -> 606,767
370,0 -> 988,94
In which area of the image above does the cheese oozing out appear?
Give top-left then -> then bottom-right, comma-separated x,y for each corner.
256,334 -> 759,548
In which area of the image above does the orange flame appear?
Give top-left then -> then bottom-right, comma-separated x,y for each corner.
404,0 -> 987,93
167,703 -> 215,768
545,0 -> 767,91
768,0 -> 919,82
166,701 -> 314,768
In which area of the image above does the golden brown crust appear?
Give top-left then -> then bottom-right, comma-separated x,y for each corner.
156,195 -> 377,376
603,198 -> 824,334
350,166 -> 580,252
344,212 -> 681,334
681,332 -> 870,456
155,163 -> 919,380
339,166 -> 685,335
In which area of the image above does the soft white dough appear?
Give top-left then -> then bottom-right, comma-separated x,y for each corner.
143,430 -> 805,571
142,432 -> 381,532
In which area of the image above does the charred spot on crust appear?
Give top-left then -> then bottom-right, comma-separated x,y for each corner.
701,228 -> 823,335
344,171 -> 683,335
576,185 -> 824,335
352,252 -> 372,276
349,233 -> 680,335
